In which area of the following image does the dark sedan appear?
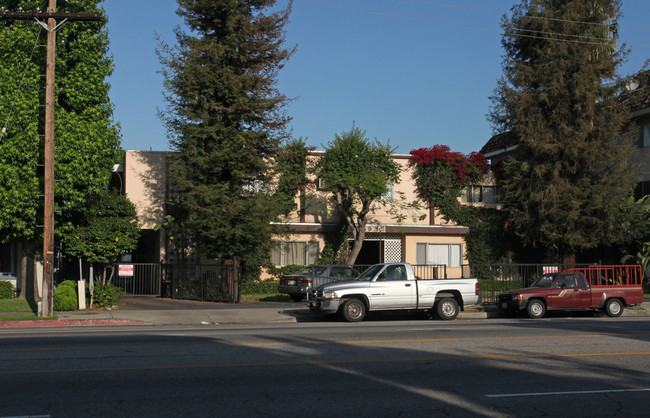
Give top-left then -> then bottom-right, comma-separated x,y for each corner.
278,265 -> 360,301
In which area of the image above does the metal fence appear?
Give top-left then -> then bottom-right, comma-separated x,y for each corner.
111,260 -> 638,305
111,263 -> 162,296
109,262 -> 241,303
162,263 -> 241,303
464,263 -> 595,303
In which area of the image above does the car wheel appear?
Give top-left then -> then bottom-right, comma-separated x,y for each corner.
435,298 -> 459,320
604,298 -> 623,317
526,299 -> 546,319
290,294 -> 305,302
341,298 -> 366,322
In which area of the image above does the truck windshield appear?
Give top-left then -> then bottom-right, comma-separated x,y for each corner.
356,265 -> 384,281
531,273 -> 558,288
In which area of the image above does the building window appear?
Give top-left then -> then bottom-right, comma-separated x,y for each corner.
643,120 -> 650,148
381,183 -> 394,201
634,180 -> 650,200
462,185 -> 501,204
242,179 -> 267,194
416,243 -> 462,267
271,241 -> 319,266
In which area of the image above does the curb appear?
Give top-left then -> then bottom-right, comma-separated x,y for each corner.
0,319 -> 145,328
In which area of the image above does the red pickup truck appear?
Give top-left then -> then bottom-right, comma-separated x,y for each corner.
498,265 -> 644,318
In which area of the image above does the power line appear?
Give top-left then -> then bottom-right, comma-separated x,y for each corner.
296,0 -> 649,49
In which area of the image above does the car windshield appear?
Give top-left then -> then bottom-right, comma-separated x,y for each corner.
531,273 -> 558,288
297,266 -> 328,275
356,265 -> 384,281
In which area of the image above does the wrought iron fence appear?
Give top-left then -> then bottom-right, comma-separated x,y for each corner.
464,263 -> 595,303
162,262 -> 241,303
111,263 -> 161,296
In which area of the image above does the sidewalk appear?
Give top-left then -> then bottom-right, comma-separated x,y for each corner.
1,298 -> 648,327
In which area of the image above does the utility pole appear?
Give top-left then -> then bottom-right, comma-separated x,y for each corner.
1,2 -> 103,317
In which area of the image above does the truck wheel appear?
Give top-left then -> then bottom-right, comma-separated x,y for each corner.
341,298 -> 366,322
526,299 -> 546,319
290,294 -> 305,302
436,298 -> 459,320
605,298 -> 623,317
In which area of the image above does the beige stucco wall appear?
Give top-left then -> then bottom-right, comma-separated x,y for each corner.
280,154 -> 456,226
124,151 -> 167,229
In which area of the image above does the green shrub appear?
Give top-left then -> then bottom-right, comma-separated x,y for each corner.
0,281 -> 16,299
54,280 -> 78,311
93,282 -> 123,308
242,280 -> 280,295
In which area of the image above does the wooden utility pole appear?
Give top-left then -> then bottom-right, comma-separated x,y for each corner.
42,0 -> 57,318
1,2 -> 102,317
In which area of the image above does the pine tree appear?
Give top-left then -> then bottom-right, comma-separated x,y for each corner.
489,0 -> 637,263
158,0 -> 294,276
0,0 -> 121,294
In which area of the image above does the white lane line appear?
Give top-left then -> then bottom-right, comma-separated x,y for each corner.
486,388 -> 650,398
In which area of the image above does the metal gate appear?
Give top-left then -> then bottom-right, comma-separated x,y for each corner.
111,263 -> 162,296
110,262 -> 241,302
162,263 -> 241,303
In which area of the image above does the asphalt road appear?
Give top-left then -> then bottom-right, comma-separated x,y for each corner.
1,317 -> 649,417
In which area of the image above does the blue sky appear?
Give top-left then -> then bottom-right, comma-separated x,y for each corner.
104,0 -> 649,155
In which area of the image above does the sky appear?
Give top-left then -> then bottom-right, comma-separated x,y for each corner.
103,0 -> 650,155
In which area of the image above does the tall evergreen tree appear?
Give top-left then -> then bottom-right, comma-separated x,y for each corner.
0,0 -> 121,294
158,0 -> 294,276
489,0 -> 637,263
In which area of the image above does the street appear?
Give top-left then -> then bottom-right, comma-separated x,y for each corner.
1,317 -> 649,417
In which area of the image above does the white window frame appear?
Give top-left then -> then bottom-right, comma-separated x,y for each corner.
416,243 -> 462,268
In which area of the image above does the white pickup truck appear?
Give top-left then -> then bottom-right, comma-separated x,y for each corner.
307,262 -> 479,322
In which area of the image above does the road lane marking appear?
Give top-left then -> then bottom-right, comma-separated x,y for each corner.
486,388 -> 650,398
0,333 -> 626,353
2,351 -> 650,375
239,334 -> 615,346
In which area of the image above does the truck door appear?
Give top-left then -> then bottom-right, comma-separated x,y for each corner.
368,265 -> 417,309
547,273 -> 591,309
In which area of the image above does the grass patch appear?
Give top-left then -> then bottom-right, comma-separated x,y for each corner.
240,280 -> 292,302
240,293 -> 291,302
0,314 -> 58,321
0,299 -> 61,321
0,298 -> 37,313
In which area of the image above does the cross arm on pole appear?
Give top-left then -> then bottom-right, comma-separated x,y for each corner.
0,11 -> 103,22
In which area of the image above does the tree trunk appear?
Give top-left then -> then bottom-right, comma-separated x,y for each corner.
346,222 -> 367,266
562,253 -> 576,267
18,240 -> 38,301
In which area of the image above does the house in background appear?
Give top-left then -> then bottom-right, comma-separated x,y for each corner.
119,150 -> 477,278
627,71 -> 650,198
111,150 -> 169,263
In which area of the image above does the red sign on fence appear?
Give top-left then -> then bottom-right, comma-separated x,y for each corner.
118,264 -> 134,277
